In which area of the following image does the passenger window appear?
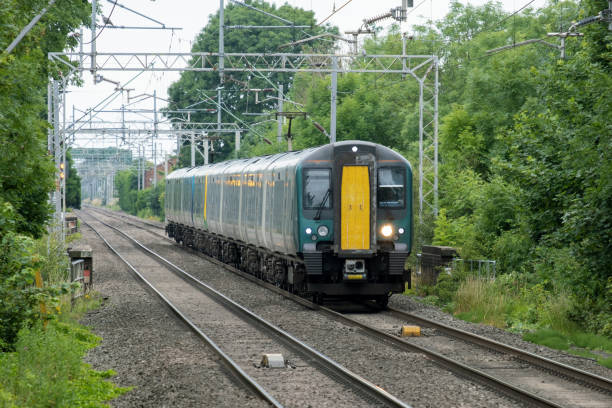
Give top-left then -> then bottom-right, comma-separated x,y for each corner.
378,167 -> 405,208
303,169 -> 331,209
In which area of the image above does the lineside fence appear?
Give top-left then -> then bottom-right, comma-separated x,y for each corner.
415,245 -> 496,285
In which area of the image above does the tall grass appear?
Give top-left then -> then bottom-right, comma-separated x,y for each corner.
454,276 -> 510,328
436,274 -> 612,369
33,230 -> 70,285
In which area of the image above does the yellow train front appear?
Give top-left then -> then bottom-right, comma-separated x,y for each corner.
165,141 -> 412,306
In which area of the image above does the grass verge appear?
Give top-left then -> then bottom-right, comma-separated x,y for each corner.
407,273 -> 612,369
523,328 -> 612,368
0,295 -> 131,407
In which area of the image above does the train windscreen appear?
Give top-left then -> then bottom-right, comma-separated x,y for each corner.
303,169 -> 331,209
377,167 -> 405,208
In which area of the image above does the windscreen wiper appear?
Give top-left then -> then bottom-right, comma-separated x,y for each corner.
314,188 -> 331,220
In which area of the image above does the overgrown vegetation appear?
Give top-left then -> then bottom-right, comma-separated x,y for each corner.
66,150 -> 82,210
415,0 -> 611,343
1,2 -> 129,405
0,0 -> 89,237
0,297 -> 130,406
0,206 -> 129,404
114,168 -> 165,220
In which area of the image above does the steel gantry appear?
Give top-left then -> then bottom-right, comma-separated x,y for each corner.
69,121 -> 245,166
48,50 -> 439,222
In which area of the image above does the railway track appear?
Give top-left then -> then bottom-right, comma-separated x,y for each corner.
78,209 -> 412,408
384,307 -> 612,393
86,207 -> 612,407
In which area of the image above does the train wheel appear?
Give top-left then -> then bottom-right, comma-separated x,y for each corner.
375,294 -> 390,309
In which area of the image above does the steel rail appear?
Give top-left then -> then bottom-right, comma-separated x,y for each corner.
82,209 -> 413,408
85,207 -> 317,312
385,307 -> 612,394
77,211 -> 284,408
87,207 -> 603,407
83,205 -> 164,230
308,312 -> 565,408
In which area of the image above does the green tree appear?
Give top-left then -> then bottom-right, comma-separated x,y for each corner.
428,0 -> 610,333
65,150 -> 81,209
492,0 -> 611,332
0,0 -> 89,237
167,0 -> 337,162
114,169 -> 138,214
114,167 -> 166,220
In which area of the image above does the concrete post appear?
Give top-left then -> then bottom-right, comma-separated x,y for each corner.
277,84 -> 284,143
217,0 -> 224,145
235,131 -> 240,158
91,0 -> 96,81
330,56 -> 338,143
164,153 -> 168,179
53,81 -> 61,228
62,85 -> 66,223
137,144 -> 141,190
191,132 -> 195,167
153,90 -> 158,187
204,138 -> 209,165
418,80 -> 424,224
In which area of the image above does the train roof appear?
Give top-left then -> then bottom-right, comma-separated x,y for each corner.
166,141 -> 409,180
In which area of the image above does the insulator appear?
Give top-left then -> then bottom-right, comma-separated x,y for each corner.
363,12 -> 392,27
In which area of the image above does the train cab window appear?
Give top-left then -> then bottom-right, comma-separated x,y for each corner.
303,169 -> 331,209
378,167 -> 405,208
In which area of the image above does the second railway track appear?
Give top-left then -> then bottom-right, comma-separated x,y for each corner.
85,206 -> 612,407
79,209 -> 413,408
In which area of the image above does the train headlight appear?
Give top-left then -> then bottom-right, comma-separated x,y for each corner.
317,225 -> 329,237
305,227 -> 312,235
381,224 -> 393,238
398,227 -> 405,235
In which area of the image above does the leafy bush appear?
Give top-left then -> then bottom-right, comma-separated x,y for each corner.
114,169 -> 165,220
0,321 -> 129,407
0,232 -> 71,351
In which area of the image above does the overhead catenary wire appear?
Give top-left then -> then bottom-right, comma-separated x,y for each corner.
229,0 -> 296,26
83,0 -> 118,44
475,0 -> 538,37
105,0 -> 167,28
244,65 -> 328,137
394,0 -> 553,63
67,67 -> 152,132
197,91 -> 270,143
318,0 -> 354,26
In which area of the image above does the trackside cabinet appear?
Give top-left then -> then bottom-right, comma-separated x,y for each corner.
68,246 -> 93,292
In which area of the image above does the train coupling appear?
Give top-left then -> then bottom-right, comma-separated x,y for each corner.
343,259 -> 366,281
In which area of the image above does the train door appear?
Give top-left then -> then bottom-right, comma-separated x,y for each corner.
340,166 -> 370,250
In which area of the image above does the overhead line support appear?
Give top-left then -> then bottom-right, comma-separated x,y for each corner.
51,50 -> 439,223
4,0 -> 56,54
91,0 -> 97,81
226,25 -> 310,29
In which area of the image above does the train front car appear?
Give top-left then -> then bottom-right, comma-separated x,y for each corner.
298,141 -> 412,306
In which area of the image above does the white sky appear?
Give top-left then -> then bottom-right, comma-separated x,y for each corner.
65,0 -> 550,158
